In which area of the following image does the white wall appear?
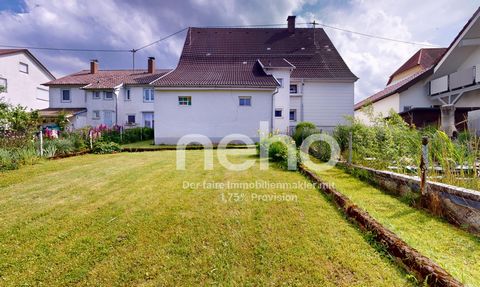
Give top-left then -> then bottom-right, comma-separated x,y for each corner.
49,87 -> 86,108
267,69 -> 291,133
303,81 -> 354,130
355,93 -> 399,125
0,52 -> 53,110
398,81 -> 434,111
117,86 -> 155,126
154,89 -> 273,144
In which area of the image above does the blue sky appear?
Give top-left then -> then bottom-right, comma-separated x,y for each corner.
1,0 -> 479,101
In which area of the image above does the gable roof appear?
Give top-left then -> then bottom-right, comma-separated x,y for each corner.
387,48 -> 447,84
153,27 -> 357,88
0,49 -> 55,80
355,47 -> 446,111
434,7 -> 480,76
43,69 -> 171,89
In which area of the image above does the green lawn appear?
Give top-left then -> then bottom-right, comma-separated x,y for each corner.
306,164 -> 480,286
0,150 -> 413,286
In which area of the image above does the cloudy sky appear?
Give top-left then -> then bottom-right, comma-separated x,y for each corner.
0,0 -> 479,102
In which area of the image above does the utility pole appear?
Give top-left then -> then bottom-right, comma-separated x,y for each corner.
131,49 -> 137,71
309,20 -> 319,48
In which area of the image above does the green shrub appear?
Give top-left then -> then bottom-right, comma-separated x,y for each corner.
293,122 -> 318,147
15,146 -> 39,165
100,127 -> 154,144
0,149 -> 18,170
258,135 -> 297,169
309,140 -> 332,162
92,141 -> 121,154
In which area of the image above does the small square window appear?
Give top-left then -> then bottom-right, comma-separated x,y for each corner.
61,89 -> 71,102
125,89 -> 131,101
289,109 -> 297,121
277,78 -> 283,88
239,96 -> 251,106
104,91 -> 113,100
275,109 -> 283,118
92,91 -> 101,99
127,114 -> 136,124
143,89 -> 154,102
19,62 -> 28,74
92,110 -> 101,119
179,96 -> 192,106
290,84 -> 298,94
0,78 -> 7,92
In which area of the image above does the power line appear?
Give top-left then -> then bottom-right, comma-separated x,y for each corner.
135,27 -> 188,51
0,21 -> 439,55
298,22 -> 439,47
0,44 -> 130,52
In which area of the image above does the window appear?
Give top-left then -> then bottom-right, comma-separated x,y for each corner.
92,110 -> 101,119
290,84 -> 298,94
143,112 -> 154,128
127,114 -> 136,124
61,89 -> 71,102
289,109 -> 297,121
19,62 -> 28,74
239,96 -> 251,106
178,96 -> 192,106
125,89 -> 131,101
0,78 -> 7,92
275,108 -> 283,118
92,91 -> 101,99
277,78 -> 284,88
143,88 -> 154,102
104,91 -> 114,100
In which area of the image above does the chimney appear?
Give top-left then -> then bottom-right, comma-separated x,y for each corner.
148,57 -> 156,73
90,59 -> 98,74
287,15 -> 296,34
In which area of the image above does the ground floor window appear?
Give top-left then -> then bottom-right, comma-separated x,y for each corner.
127,114 -> 136,124
92,110 -> 100,119
143,112 -> 154,128
178,96 -> 192,106
289,109 -> 297,121
275,108 -> 283,118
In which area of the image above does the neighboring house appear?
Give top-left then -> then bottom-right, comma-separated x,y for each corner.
354,48 -> 447,125
43,16 -> 357,143
42,58 -> 170,130
355,7 -> 480,136
0,49 -> 55,110
152,16 -> 357,144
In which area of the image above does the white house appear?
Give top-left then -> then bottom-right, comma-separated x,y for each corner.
42,58 -> 170,130
0,49 -> 55,110
355,7 -> 480,136
43,16 -> 357,143
152,16 -> 357,144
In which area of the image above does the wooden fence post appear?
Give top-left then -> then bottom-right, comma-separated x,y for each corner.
420,136 -> 429,195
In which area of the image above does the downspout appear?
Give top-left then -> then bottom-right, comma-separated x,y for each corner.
114,88 -> 119,126
271,87 -> 279,132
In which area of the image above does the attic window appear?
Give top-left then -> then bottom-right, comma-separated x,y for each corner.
301,47 -> 305,50
266,47 -> 271,51
242,61 -> 247,65
206,53 -> 211,56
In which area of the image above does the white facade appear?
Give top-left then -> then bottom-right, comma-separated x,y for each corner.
0,51 -> 54,110
154,89 -> 273,144
48,85 -> 157,129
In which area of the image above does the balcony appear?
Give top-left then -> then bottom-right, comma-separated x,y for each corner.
429,65 -> 480,97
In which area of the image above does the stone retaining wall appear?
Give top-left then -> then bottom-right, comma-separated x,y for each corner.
338,162 -> 480,235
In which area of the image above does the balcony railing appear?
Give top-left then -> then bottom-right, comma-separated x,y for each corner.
429,65 -> 479,96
